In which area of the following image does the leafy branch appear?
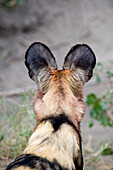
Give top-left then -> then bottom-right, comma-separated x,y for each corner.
86,59 -> 113,127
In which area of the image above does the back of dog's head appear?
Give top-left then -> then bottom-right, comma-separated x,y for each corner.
25,42 -> 96,126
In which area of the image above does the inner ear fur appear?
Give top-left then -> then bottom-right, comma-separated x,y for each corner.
25,42 -> 58,83
63,44 -> 96,83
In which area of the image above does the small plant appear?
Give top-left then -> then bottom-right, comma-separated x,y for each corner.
87,91 -> 113,127
85,142 -> 113,169
86,60 -> 113,128
0,90 -> 36,159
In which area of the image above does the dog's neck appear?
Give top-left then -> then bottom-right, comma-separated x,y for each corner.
33,70 -> 85,131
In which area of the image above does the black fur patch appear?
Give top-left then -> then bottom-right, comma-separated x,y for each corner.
6,154 -> 69,170
42,114 -> 78,131
74,157 -> 83,170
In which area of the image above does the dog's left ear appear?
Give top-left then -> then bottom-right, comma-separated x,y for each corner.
63,44 -> 96,83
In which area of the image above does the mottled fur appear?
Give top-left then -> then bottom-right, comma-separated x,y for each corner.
6,43 -> 96,170
34,69 -> 85,129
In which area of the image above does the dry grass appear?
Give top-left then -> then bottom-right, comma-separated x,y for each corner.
0,90 -> 36,159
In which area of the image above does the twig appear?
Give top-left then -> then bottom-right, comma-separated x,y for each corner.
92,142 -> 111,157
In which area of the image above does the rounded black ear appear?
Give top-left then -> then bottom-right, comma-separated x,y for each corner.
63,44 -> 96,82
25,42 -> 57,82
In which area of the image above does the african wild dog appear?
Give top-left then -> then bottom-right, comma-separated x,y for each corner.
6,42 -> 96,170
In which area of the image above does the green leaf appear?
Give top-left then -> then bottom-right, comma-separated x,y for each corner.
102,147 -> 113,156
106,70 -> 113,78
95,62 -> 103,69
100,102 -> 107,111
89,121 -> 94,128
97,62 -> 103,67
100,115 -> 112,127
96,74 -> 101,83
86,94 -> 97,106
0,134 -> 5,141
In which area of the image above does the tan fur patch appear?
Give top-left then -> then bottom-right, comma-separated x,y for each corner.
24,121 -> 80,170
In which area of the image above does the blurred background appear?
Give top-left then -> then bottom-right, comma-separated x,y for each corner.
0,0 -> 113,169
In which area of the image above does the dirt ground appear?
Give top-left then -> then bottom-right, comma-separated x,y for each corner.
0,0 -> 113,169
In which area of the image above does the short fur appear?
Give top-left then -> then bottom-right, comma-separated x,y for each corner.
6,42 -> 96,170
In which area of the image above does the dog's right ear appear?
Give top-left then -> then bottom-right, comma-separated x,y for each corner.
63,44 -> 96,83
25,42 -> 57,91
